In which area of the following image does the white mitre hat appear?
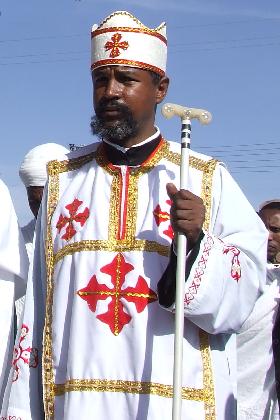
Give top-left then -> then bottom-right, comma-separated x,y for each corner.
19,142 -> 69,187
91,11 -> 167,76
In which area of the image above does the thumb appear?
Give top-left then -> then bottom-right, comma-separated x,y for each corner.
166,183 -> 178,200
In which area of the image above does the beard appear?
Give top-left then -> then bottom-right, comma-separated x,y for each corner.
90,99 -> 139,143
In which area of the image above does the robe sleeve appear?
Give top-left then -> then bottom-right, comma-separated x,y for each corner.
158,164 -> 267,334
0,187 -> 47,419
0,180 -> 29,406
0,179 -> 28,299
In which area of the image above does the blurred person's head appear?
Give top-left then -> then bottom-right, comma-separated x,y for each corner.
19,143 -> 69,218
259,200 -> 280,263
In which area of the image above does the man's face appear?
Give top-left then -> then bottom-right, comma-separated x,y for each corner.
91,65 -> 168,146
27,186 -> 44,219
259,207 -> 280,263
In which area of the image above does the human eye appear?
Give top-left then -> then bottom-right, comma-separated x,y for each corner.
270,227 -> 280,233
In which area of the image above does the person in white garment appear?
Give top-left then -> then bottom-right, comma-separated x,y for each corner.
2,11 -> 267,420
237,199 -> 280,419
15,143 -> 70,328
19,143 -> 70,261
0,179 -> 28,408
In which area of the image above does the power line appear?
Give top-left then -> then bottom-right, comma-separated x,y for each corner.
169,34 -> 280,48
0,16 -> 278,44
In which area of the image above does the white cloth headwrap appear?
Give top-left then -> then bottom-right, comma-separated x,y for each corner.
91,11 -> 167,76
19,143 -> 69,187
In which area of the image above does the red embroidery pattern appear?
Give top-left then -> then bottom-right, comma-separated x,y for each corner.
184,235 -> 214,305
56,198 -> 89,241
153,200 -> 174,240
104,33 -> 129,58
77,253 -> 157,335
222,244 -> 241,281
12,324 -> 38,383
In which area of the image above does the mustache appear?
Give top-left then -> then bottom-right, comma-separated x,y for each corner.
95,99 -> 130,116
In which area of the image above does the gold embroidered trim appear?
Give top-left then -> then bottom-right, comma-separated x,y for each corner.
108,172 -> 121,240
47,152 -> 96,176
200,159 -> 217,231
95,11 -> 166,33
165,148 -> 216,172
54,379 -> 205,400
123,171 -> 139,242
54,240 -> 169,264
91,59 -> 165,77
43,173 -> 60,418
51,330 -> 215,412
92,27 -> 167,44
199,330 -> 216,419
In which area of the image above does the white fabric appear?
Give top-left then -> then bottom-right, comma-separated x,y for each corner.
237,263 -> 280,419
21,218 -> 36,262
15,219 -> 37,330
19,142 -> 69,187
91,11 -> 167,75
1,139 -> 267,419
0,179 -> 28,407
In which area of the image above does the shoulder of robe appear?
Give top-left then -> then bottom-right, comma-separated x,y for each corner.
163,138 -> 219,173
47,142 -> 100,176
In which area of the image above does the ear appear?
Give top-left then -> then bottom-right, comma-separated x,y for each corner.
156,76 -> 169,104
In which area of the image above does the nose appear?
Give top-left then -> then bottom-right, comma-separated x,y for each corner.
104,77 -> 121,99
268,230 -> 274,241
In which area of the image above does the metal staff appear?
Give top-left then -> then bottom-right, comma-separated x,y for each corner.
161,103 -> 212,420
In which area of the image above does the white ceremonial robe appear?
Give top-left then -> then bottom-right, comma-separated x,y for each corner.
1,138 -> 267,420
21,218 -> 36,262
15,219 -> 36,329
0,179 -> 28,407
237,263 -> 280,419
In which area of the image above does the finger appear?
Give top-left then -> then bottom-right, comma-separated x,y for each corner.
166,183 -> 178,200
175,189 -> 203,201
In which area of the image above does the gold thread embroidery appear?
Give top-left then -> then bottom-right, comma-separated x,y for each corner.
95,11 -> 166,33
43,172 -> 60,418
53,379 -> 206,401
123,171 -> 139,243
200,330 -> 216,419
108,172 -> 121,241
92,27 -> 167,45
53,240 -> 170,265
47,152 -> 96,176
114,253 -> 121,335
91,59 -> 165,77
201,159 -> 217,231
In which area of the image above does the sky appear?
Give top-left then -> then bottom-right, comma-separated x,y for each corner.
0,0 -> 279,225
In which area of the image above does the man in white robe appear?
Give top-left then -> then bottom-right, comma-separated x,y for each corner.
2,11 -> 267,420
237,200 -> 280,419
0,179 -> 28,407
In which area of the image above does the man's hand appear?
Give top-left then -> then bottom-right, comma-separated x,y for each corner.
166,183 -> 205,250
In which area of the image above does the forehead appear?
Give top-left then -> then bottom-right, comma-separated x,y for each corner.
93,65 -> 151,78
260,207 -> 280,224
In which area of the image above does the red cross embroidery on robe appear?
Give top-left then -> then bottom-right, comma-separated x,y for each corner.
12,324 -> 38,382
153,200 -> 174,240
222,244 -> 241,281
104,33 -> 129,58
77,253 -> 158,335
56,198 -> 89,241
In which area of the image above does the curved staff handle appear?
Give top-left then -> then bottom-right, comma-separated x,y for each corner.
161,102 -> 212,420
162,103 -> 212,125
